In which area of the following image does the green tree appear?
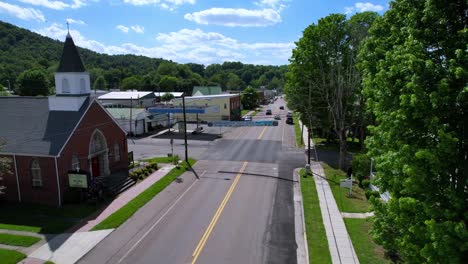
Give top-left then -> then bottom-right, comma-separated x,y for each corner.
120,76 -> 143,91
0,84 -> 10,96
161,93 -> 174,102
286,12 -> 377,169
157,61 -> 178,76
17,69 -> 50,96
93,75 -> 107,90
241,87 -> 259,110
226,73 -> 245,91
359,0 -> 467,262
158,76 -> 178,92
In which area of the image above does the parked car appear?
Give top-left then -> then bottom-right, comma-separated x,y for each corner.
274,114 -> 281,120
286,111 -> 293,118
279,106 -> 284,110
266,109 -> 272,115
286,116 -> 293,124
244,115 -> 252,121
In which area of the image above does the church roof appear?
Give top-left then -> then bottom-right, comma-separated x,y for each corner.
57,33 -> 86,72
0,96 -> 91,156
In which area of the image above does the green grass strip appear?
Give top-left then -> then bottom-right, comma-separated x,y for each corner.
142,156 -> 178,164
0,233 -> 41,247
92,159 -> 196,230
322,164 -> 371,213
299,169 -> 332,264
293,113 -> 304,147
0,248 -> 26,264
0,224 -> 40,233
344,218 -> 390,264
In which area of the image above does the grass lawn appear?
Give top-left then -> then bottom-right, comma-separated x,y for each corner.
300,169 -> 332,264
92,159 -> 196,230
293,113 -> 304,147
0,233 -> 41,247
0,248 -> 26,264
344,218 -> 390,264
322,164 -> 371,213
143,156 -> 178,164
312,137 -> 362,153
0,203 -> 101,234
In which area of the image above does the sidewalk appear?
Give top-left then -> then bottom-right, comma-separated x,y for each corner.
21,164 -> 176,264
301,122 -> 359,264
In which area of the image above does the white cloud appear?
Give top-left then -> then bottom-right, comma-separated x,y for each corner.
345,2 -> 384,15
116,25 -> 129,33
184,8 -> 281,27
17,0 -> 88,10
66,18 -> 86,25
254,0 -> 287,12
36,25 -> 292,65
131,25 -> 144,33
123,0 -> 194,10
0,1 -> 45,22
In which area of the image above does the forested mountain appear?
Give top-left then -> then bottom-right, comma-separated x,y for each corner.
0,21 -> 286,95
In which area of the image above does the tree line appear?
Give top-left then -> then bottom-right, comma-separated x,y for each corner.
0,21 -> 286,95
285,0 -> 467,262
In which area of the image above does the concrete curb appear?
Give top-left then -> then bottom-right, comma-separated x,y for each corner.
293,168 -> 309,264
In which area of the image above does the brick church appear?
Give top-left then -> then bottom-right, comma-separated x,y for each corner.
0,32 -> 128,206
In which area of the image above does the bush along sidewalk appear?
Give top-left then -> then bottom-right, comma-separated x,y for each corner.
129,162 -> 159,182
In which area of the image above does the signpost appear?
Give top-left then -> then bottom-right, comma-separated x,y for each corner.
68,173 -> 88,188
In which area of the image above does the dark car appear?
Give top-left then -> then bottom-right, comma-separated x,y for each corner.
286,116 -> 293,124
266,109 -> 272,115
279,106 -> 284,110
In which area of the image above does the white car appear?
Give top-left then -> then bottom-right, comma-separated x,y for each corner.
244,115 -> 252,121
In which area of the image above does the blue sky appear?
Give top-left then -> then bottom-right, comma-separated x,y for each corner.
0,0 -> 389,65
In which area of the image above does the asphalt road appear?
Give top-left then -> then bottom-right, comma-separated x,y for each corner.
79,97 -> 304,264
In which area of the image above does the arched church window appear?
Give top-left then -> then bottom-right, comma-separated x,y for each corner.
62,78 -> 70,93
80,78 -> 86,93
30,159 -> 42,187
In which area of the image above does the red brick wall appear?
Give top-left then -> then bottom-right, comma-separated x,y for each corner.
15,156 -> 58,206
1,100 -> 129,206
57,101 -> 129,202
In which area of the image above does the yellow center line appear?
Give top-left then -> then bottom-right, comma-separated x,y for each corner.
257,127 -> 267,140
190,161 -> 248,264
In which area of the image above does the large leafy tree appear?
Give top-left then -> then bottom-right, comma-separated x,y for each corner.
287,12 -> 377,169
360,0 -> 467,262
241,87 -> 259,110
17,69 -> 50,96
93,75 -> 107,90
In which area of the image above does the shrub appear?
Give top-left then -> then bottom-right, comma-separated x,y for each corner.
352,153 -> 371,186
365,189 -> 380,200
361,179 -> 371,189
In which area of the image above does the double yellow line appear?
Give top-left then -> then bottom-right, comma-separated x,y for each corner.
190,161 -> 248,264
257,127 -> 267,140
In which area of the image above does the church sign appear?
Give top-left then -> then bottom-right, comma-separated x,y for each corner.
68,173 -> 88,188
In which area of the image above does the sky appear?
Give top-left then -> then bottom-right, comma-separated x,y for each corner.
0,0 -> 389,66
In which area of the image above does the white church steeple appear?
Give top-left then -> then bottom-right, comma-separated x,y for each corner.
49,32 -> 91,111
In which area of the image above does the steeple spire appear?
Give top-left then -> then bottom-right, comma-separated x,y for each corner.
57,32 -> 85,72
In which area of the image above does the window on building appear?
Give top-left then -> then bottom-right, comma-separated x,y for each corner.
80,78 -> 86,93
62,78 -> 70,93
30,159 -> 42,187
224,103 -> 227,109
114,143 -> 120,161
71,155 -> 80,171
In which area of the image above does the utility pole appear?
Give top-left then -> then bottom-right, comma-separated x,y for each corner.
182,94 -> 189,165
129,97 -> 133,136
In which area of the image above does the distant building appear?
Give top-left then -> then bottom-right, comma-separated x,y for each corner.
0,33 -> 128,206
172,94 -> 241,121
98,91 -> 156,108
192,86 -> 222,96
106,108 -> 170,136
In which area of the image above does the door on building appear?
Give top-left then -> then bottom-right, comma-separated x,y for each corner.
91,156 -> 100,177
